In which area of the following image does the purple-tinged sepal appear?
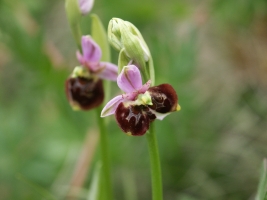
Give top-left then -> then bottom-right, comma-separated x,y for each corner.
117,65 -> 143,93
101,95 -> 124,117
77,36 -> 102,66
97,62 -> 118,81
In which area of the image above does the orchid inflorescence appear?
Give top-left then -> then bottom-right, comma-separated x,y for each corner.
64,1 -> 180,199
65,1 -> 180,136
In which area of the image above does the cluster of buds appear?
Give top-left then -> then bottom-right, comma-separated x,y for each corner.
108,18 -> 155,85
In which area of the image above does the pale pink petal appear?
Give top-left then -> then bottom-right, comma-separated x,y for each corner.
138,80 -> 151,94
78,0 -> 94,15
81,36 -> 101,63
123,92 -> 138,101
97,62 -> 118,81
101,95 -> 124,117
117,65 -> 142,93
76,51 -> 85,65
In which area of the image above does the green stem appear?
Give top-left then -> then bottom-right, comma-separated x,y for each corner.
96,108 -> 113,200
65,0 -> 82,51
71,22 -> 82,52
146,124 -> 163,200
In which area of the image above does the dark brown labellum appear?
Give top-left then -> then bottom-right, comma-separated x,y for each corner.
65,77 -> 104,110
115,103 -> 156,136
148,84 -> 178,113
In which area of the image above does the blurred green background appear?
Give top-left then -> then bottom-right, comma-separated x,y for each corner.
1,0 -> 267,199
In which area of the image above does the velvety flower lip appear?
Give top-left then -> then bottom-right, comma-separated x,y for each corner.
76,35 -> 118,81
65,75 -> 104,110
115,103 -> 156,136
78,0 -> 94,15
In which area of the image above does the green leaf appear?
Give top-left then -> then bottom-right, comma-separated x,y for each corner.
91,14 -> 111,62
87,163 -> 101,200
17,174 -> 57,200
91,14 -> 112,105
121,170 -> 137,200
256,158 -> 267,200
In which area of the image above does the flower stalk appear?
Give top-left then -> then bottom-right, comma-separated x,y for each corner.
91,15 -> 114,200
65,2 -> 115,198
146,124 -> 162,200
105,18 -> 181,200
96,107 -> 113,200
65,0 -> 83,50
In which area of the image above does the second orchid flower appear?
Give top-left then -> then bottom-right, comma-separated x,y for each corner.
66,36 -> 118,110
101,65 -> 180,136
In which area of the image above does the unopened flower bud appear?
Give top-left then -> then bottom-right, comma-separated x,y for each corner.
108,18 -> 153,83
108,19 -> 123,51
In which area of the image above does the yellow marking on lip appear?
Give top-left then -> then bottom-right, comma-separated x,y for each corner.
126,132 -> 133,136
176,104 -> 181,111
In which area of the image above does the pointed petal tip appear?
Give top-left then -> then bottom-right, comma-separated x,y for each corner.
100,108 -> 114,117
138,79 -> 151,94
154,112 -> 170,120
76,51 -> 84,65
101,95 -> 124,117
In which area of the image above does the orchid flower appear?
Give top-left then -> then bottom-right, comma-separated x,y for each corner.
78,0 -> 94,15
101,65 -> 180,136
65,36 -> 118,111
